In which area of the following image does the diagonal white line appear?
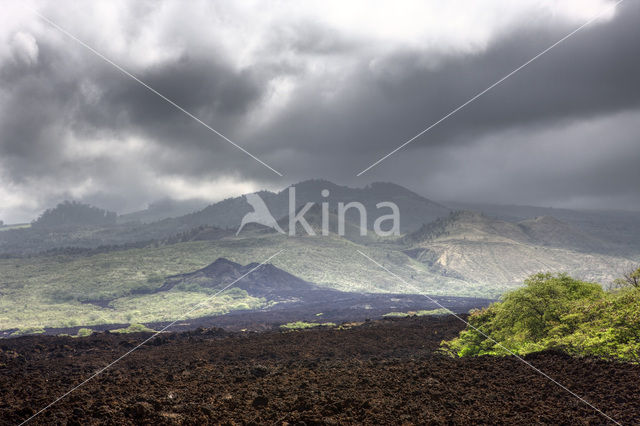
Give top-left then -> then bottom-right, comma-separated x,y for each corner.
31,9 -> 283,177
19,249 -> 286,425
356,0 -> 625,176
356,249 -> 621,425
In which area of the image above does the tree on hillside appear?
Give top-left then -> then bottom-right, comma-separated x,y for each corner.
32,201 -> 117,229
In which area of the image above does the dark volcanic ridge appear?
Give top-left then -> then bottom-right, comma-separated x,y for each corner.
149,257 -> 341,301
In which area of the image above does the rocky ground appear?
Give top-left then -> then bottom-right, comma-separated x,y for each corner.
1,316 -> 638,425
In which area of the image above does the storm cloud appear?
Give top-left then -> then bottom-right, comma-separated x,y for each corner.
1,0 -> 639,222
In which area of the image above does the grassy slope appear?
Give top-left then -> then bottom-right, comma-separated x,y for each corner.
0,233 -> 497,331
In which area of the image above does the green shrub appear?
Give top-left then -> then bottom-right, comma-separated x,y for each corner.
76,328 -> 93,337
543,288 -> 640,360
443,273 -> 640,362
11,327 -> 45,336
442,273 -> 606,357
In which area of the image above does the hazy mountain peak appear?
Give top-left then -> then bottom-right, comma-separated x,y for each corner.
169,179 -> 451,233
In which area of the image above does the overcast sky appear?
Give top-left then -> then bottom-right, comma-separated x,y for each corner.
1,0 -> 639,222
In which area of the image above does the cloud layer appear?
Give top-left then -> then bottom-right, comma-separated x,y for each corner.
1,0 -> 638,222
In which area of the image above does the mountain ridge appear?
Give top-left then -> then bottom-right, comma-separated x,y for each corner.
161,179 -> 451,233
404,210 -> 615,252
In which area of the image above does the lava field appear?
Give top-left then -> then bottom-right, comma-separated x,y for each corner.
2,316 -> 638,425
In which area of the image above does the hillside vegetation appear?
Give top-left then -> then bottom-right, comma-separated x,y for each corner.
443,270 -> 640,361
0,233 -> 477,333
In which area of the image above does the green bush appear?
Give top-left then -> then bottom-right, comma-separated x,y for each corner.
442,273 -> 606,357
443,273 -> 640,362
543,288 -> 640,360
11,326 -> 45,336
76,328 -> 93,337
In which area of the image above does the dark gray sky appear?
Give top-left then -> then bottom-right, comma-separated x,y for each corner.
1,0 -> 639,222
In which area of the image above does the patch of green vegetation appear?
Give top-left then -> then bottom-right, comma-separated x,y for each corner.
383,311 -> 410,318
442,272 -> 640,361
10,326 -> 45,336
383,308 -> 450,318
280,321 -> 336,330
416,308 -> 450,316
109,289 -> 265,323
75,328 -> 93,337
111,323 -> 155,334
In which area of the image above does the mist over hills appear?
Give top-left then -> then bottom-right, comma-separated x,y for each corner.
0,179 -> 451,254
1,179 -> 638,258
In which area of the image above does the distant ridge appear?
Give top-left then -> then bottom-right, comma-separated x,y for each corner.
404,210 -> 613,253
171,179 -> 451,233
517,215 -> 611,253
118,199 -> 209,224
402,210 -> 631,286
445,201 -> 640,252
